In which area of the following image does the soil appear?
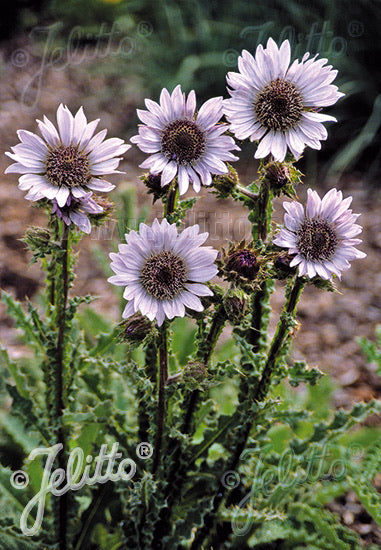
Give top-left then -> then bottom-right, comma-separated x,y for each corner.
0,37 -> 380,546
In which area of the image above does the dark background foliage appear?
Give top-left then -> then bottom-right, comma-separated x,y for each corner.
1,0 -> 380,181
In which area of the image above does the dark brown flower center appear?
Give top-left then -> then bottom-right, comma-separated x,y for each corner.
161,119 -> 206,164
296,217 -> 338,261
140,250 -> 188,300
46,145 -> 91,188
255,78 -> 303,132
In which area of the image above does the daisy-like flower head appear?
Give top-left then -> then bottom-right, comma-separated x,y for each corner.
108,218 -> 218,326
5,104 -> 130,207
130,85 -> 240,195
51,192 -> 103,234
224,38 -> 344,162
273,188 -> 366,280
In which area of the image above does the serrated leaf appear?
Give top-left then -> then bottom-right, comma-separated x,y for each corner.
1,292 -> 46,355
0,347 -> 29,399
288,360 -> 324,387
6,384 -> 50,445
348,476 -> 381,526
63,401 -> 113,423
291,400 -> 381,454
361,438 -> 381,482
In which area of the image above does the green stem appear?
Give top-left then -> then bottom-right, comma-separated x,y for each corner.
255,276 -> 305,401
164,183 -> 179,217
237,185 -> 258,201
247,280 -> 273,352
151,306 -> 228,546
48,215 -> 59,309
192,276 -> 305,550
257,181 -> 270,243
183,305 -> 227,434
138,338 -> 158,443
152,322 -> 168,474
55,222 -> 70,550
196,303 -> 227,364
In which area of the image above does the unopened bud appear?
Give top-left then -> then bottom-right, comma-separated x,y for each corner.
23,226 -> 51,251
182,360 -> 209,391
273,252 -> 296,280
89,197 -> 114,224
225,249 -> 259,280
262,161 -> 302,197
218,241 -> 264,290
223,290 -> 247,323
118,313 -> 155,344
265,162 -> 290,191
141,173 -> 167,203
212,164 -> 239,199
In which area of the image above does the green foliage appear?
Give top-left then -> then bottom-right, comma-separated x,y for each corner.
1,48 -> 378,549
358,325 -> 381,376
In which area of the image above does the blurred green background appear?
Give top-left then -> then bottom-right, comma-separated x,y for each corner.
1,0 -> 380,181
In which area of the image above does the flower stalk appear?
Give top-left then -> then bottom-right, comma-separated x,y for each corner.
255,275 -> 305,401
54,222 -> 70,550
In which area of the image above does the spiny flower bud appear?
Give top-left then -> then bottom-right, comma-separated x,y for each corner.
265,162 -> 290,189
212,164 -> 239,199
23,226 -> 51,249
117,313 -> 155,345
273,252 -> 297,280
223,290 -> 247,324
225,249 -> 259,280
218,240 -> 265,292
89,196 -> 115,225
182,360 -> 209,391
140,173 -> 167,203
262,161 -> 302,197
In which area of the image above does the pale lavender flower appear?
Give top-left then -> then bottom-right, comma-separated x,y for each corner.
51,192 -> 103,234
130,85 -> 240,195
108,218 -> 218,326
5,104 -> 130,207
273,188 -> 366,280
224,38 -> 344,161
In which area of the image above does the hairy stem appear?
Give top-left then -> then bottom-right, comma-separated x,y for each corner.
192,276 -> 305,550
255,275 -> 305,400
55,222 -> 70,550
184,304 -> 227,432
164,183 -> 179,217
237,184 -> 258,201
257,181 -> 271,243
247,280 -> 273,352
152,323 -> 168,474
138,337 -> 158,443
151,306 -> 228,546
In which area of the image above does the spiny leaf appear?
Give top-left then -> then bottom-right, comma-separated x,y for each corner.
0,347 -> 29,399
6,384 -> 50,445
288,360 -> 324,387
1,292 -> 47,355
290,400 -> 381,454
361,438 -> 381,482
63,401 -> 113,423
348,476 -> 381,526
